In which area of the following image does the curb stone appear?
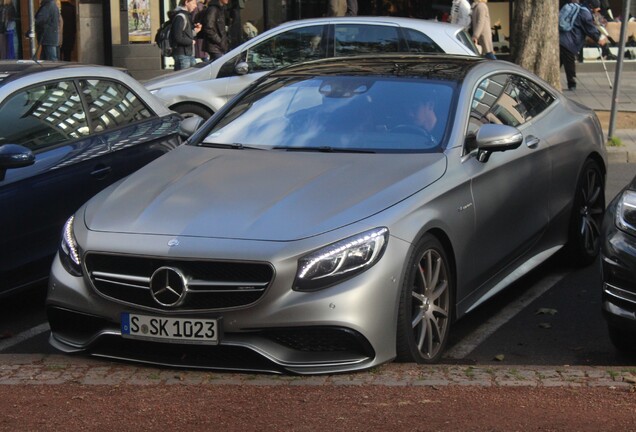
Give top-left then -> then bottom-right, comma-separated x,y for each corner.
1,355 -> 635,388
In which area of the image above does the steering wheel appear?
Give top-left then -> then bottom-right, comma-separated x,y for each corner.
391,124 -> 438,148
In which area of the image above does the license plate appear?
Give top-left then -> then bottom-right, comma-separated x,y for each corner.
121,313 -> 219,345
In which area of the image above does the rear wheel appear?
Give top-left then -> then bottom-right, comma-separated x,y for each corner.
396,234 -> 452,363
567,159 -> 605,266
173,103 -> 213,120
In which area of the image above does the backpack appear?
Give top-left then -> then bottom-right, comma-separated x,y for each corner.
154,20 -> 174,57
559,3 -> 582,32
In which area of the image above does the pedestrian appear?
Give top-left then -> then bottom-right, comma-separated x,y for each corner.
559,0 -> 607,90
201,0 -> 229,60
171,0 -> 202,71
450,0 -> 471,31
471,0 -> 496,60
35,0 -> 60,61
192,0 -> 209,62
327,0 -> 346,17
227,0 -> 245,50
345,0 -> 358,16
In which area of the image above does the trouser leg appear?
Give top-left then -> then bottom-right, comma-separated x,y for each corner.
560,46 -> 577,89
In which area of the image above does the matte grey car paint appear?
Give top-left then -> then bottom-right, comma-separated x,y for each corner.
47,57 -> 607,374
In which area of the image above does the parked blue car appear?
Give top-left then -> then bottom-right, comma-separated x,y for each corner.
0,61 -> 182,297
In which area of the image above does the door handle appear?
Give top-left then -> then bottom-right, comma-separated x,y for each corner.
91,165 -> 112,179
526,135 -> 540,149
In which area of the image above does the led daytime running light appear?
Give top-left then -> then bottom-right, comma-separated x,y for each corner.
63,215 -> 81,267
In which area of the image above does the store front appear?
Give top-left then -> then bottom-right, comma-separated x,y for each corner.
14,1 -> 636,78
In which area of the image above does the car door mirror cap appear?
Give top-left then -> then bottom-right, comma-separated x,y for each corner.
0,144 -> 35,169
179,115 -> 205,138
475,124 -> 523,152
235,61 -> 249,76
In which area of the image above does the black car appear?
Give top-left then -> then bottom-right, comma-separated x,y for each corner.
0,61 -> 182,297
601,174 -> 636,353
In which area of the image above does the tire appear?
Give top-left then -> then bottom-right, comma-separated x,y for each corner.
396,234 -> 453,363
173,103 -> 213,120
608,325 -> 636,356
567,159 -> 605,266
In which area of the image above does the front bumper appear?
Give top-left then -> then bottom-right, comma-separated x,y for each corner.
601,214 -> 636,333
46,231 -> 411,375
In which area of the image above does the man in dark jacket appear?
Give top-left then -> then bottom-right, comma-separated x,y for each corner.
171,0 -> 202,71
202,0 -> 229,60
559,0 -> 607,91
34,0 -> 59,61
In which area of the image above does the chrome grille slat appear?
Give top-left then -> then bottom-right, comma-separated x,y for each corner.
85,253 -> 274,310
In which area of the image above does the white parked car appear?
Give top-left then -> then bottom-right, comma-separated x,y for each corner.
144,17 -> 478,119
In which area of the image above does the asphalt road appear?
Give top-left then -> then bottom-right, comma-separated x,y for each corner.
1,163 -> 635,369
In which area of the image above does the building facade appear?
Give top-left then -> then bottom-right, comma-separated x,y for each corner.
6,1 -> 634,80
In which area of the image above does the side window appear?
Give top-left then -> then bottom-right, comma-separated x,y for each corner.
79,79 -> 152,132
469,73 -> 555,135
334,24 -> 400,56
247,25 -> 326,73
402,28 -> 444,53
0,80 -> 89,152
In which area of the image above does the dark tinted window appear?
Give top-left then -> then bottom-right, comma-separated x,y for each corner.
247,25 -> 327,72
79,79 -> 152,132
334,24 -> 400,55
402,28 -> 443,53
0,80 -> 89,152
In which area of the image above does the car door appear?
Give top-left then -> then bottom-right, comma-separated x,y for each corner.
0,79 -> 109,293
459,73 -> 553,308
77,78 -> 181,182
222,24 -> 329,104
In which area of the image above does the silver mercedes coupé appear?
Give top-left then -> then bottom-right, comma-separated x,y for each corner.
47,55 -> 607,374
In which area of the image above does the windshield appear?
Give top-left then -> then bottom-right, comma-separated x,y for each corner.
201,76 -> 455,153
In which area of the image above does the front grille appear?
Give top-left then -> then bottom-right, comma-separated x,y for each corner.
85,254 -> 274,310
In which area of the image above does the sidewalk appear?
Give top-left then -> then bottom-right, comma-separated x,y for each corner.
562,69 -> 636,163
1,354 -> 635,388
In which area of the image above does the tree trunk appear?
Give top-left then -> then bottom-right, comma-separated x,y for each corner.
510,1 -> 561,90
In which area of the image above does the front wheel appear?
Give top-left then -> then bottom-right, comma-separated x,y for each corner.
396,234 -> 453,363
173,103 -> 213,120
567,159 -> 605,266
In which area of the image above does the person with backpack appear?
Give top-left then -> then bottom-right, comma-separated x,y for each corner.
171,0 -> 202,71
559,0 -> 607,91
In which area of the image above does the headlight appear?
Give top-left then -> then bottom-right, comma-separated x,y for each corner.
59,215 -> 82,276
294,227 -> 389,292
616,190 -> 636,237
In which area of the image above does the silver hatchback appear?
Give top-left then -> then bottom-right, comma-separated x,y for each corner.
144,17 -> 477,119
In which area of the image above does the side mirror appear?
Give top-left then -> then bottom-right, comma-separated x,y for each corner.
475,124 -> 523,163
0,144 -> 35,182
178,115 -> 205,139
235,61 -> 249,76
0,144 -> 35,169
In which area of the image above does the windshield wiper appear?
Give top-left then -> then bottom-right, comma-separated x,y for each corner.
273,146 -> 375,154
200,142 -> 262,150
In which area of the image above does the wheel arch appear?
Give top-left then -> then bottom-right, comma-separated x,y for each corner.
170,101 -> 214,119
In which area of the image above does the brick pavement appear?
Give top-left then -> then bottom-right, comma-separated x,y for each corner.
1,354 -> 635,388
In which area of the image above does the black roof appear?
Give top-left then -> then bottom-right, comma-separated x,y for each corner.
268,54 -> 486,82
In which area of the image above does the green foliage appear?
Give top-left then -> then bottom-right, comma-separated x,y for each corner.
607,136 -> 623,147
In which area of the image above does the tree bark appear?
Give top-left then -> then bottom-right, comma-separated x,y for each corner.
510,1 -> 561,90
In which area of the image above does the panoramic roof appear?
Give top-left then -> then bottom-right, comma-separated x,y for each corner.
270,54 -> 484,82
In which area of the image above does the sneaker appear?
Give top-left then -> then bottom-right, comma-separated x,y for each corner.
605,53 -> 618,60
567,85 -> 576,91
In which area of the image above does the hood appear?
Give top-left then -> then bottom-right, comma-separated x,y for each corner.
84,145 -> 447,241
143,64 -> 212,89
